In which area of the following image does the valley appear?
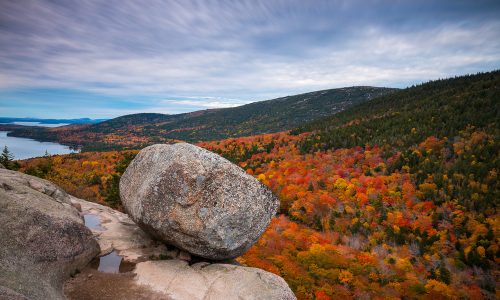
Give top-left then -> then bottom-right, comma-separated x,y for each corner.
11,71 -> 499,299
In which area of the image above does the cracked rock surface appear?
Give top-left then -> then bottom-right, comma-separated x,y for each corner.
134,260 -> 296,300
120,143 -> 279,260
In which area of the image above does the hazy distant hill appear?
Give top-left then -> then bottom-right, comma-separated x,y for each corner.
0,117 -> 106,125
6,86 -> 395,150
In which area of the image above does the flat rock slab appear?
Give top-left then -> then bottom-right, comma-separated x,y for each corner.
134,260 -> 296,300
73,198 -> 168,261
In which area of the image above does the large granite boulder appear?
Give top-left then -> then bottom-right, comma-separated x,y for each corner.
120,143 -> 279,260
0,168 -> 100,300
134,260 -> 296,300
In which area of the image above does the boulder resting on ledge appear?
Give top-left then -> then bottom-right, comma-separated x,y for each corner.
120,143 -> 279,260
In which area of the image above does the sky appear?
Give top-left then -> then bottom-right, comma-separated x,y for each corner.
1,0 -> 499,119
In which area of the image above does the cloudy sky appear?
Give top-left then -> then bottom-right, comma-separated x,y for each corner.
1,0 -> 499,118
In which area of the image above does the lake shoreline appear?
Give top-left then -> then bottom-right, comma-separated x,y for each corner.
0,131 -> 79,160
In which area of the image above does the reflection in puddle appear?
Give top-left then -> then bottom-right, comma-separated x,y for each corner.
98,251 -> 122,273
89,251 -> 136,273
83,214 -> 105,231
83,213 -> 136,274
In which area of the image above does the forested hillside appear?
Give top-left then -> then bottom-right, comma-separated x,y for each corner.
294,71 -> 499,151
6,86 -> 394,151
13,71 -> 499,299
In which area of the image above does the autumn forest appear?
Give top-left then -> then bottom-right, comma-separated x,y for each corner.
8,71 -> 500,299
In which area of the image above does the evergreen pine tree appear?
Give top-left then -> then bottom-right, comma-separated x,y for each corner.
0,146 -> 14,169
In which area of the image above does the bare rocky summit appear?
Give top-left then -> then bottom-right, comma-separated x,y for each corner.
120,143 -> 279,260
0,168 -> 99,300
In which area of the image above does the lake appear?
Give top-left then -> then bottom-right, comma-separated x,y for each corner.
0,131 -> 78,160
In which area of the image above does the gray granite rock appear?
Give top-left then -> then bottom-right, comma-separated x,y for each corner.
120,143 -> 279,260
72,197 -> 168,260
0,286 -> 29,300
0,169 -> 100,300
134,260 -> 296,300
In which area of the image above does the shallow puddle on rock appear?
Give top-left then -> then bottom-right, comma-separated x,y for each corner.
98,251 -> 122,273
89,251 -> 136,274
83,214 -> 105,231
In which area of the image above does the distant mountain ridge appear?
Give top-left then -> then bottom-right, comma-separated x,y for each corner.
0,117 -> 106,125
4,86 -> 395,151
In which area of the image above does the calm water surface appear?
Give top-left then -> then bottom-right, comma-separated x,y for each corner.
83,214 -> 105,231
97,251 -> 123,273
0,131 -> 78,160
82,215 -> 133,273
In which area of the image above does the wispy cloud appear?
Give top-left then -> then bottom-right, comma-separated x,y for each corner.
0,0 -> 499,118
167,98 -> 251,109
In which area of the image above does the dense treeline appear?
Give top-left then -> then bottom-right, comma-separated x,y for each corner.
294,71 -> 500,215
200,130 -> 498,299
294,71 -> 499,151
